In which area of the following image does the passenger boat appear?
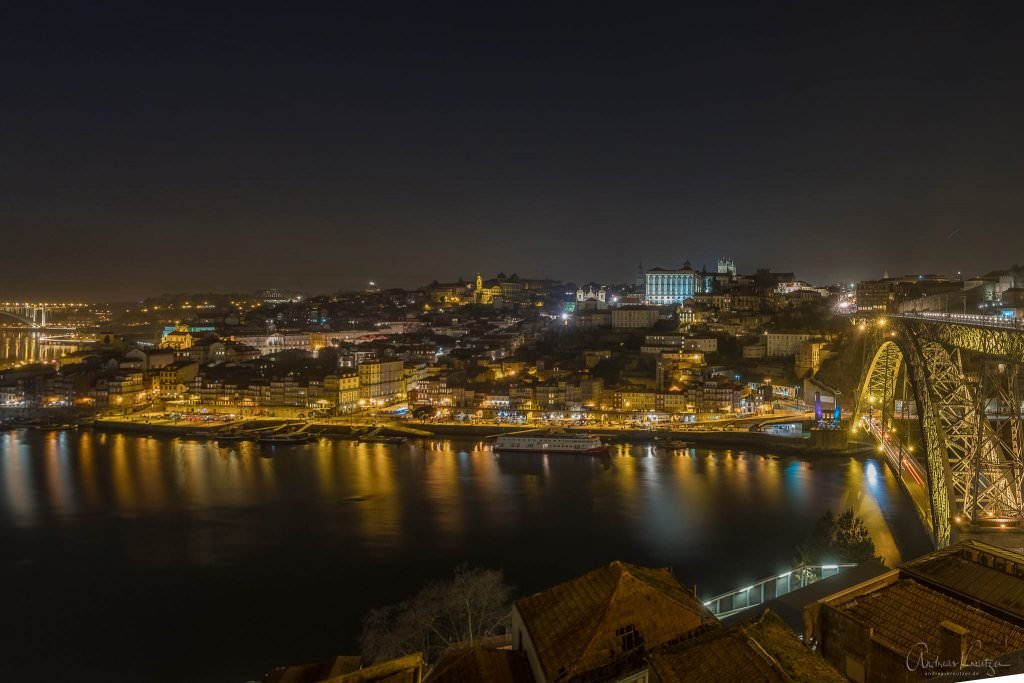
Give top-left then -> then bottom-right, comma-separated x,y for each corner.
494,432 -> 608,455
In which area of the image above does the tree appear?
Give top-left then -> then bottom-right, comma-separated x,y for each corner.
359,565 -> 513,665
796,509 -> 877,565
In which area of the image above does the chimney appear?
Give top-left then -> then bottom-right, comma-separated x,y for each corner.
939,620 -> 969,666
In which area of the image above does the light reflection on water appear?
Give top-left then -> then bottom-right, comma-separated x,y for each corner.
0,429 -> 933,683
0,433 -> 924,559
0,330 -> 78,367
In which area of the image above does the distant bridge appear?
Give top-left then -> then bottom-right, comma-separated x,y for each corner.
0,304 -> 48,328
854,312 -> 1024,547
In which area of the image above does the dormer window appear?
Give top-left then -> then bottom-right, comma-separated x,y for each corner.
616,623 -> 644,652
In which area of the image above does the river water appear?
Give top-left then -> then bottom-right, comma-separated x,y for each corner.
0,329 -> 80,368
0,429 -> 932,682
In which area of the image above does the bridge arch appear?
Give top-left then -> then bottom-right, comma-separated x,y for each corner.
855,318 -> 1024,548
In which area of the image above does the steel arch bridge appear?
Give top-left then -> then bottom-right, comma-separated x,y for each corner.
853,313 -> 1024,548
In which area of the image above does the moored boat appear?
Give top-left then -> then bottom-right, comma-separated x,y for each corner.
494,432 -> 608,455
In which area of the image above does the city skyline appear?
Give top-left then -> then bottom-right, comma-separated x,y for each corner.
5,3 -> 1024,299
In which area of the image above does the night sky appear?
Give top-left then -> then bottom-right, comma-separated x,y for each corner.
4,3 -> 1024,300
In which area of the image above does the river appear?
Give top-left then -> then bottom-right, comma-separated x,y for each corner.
0,328 -> 81,368
0,429 -> 933,682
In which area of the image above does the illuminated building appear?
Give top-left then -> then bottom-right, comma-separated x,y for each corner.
154,361 -> 199,398
160,324 -> 194,350
764,332 -> 816,358
231,332 -> 311,356
471,274 -> 505,305
324,372 -> 360,412
357,359 -> 405,405
855,278 -> 897,313
645,260 -> 710,305
576,284 -> 607,303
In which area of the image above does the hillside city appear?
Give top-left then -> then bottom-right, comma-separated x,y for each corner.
3,261 -> 1023,433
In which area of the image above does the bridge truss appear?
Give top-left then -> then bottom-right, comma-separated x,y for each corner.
855,316 -> 1024,547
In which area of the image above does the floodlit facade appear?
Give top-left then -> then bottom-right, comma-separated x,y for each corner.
645,261 -> 708,305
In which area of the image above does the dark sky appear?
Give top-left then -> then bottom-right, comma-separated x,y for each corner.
3,2 -> 1024,300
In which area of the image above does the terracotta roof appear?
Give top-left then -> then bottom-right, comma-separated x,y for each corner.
648,610 -> 845,683
425,645 -> 533,683
833,579 -> 1024,660
515,560 -> 718,682
262,656 -> 361,683
902,540 -> 1024,623
319,653 -> 424,683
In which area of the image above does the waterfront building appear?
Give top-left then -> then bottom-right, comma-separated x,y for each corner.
154,360 -> 199,398
358,359 -> 405,405
683,380 -> 745,415
96,371 -> 146,407
645,261 -> 709,305
613,390 -> 658,412
326,372 -> 360,413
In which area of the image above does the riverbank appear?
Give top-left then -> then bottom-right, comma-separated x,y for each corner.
83,416 -> 872,455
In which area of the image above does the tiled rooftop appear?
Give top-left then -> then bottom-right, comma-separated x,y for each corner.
424,645 -> 532,683
319,653 -> 424,683
515,560 -> 718,682
648,610 -> 845,683
902,539 -> 1024,622
834,579 -> 1024,659
263,656 -> 362,683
